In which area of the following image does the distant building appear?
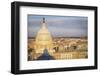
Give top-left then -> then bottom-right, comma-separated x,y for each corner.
34,18 -> 54,53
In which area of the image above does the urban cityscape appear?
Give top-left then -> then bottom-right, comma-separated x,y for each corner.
28,15 -> 88,61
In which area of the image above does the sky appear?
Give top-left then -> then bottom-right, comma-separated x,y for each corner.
28,15 -> 88,38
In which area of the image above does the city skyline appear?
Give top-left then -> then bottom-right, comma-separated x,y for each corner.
28,15 -> 88,38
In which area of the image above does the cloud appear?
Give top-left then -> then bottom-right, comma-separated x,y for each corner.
28,15 -> 88,37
